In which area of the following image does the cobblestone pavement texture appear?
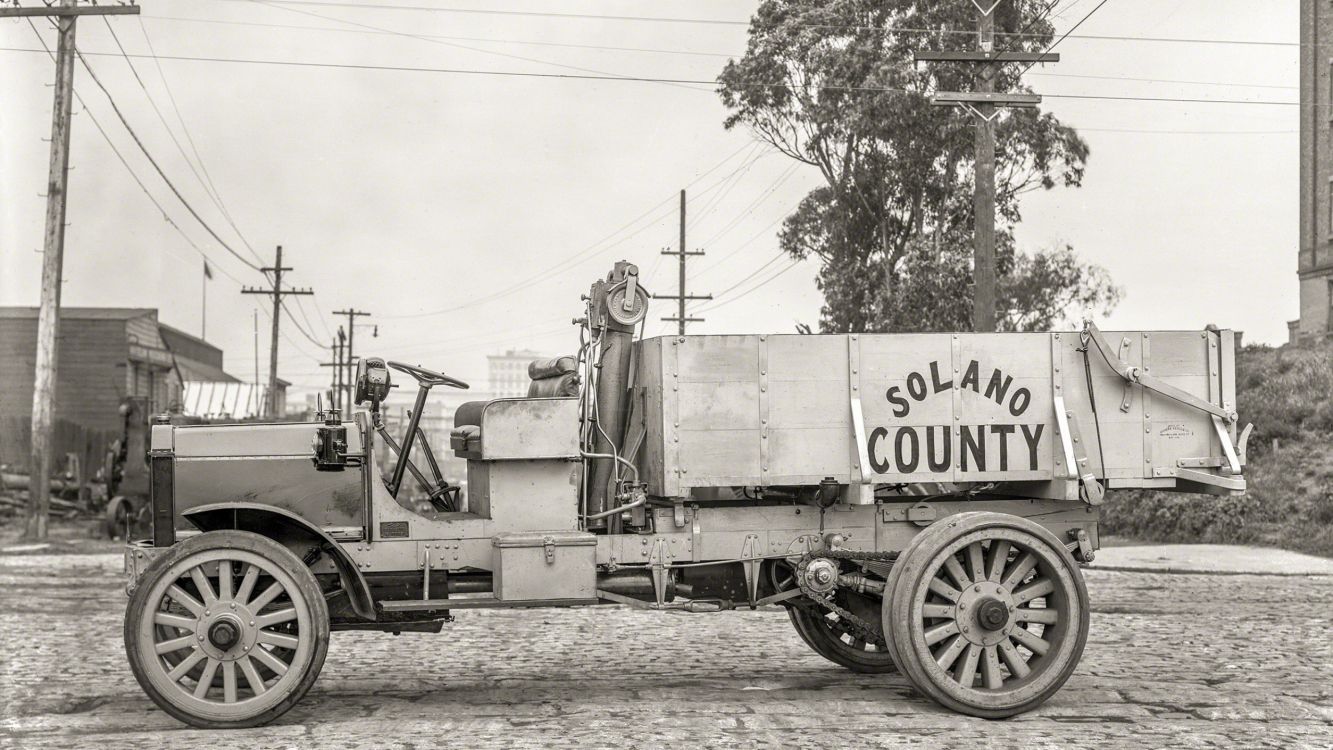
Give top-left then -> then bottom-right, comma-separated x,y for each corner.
1,553 -> 1331,749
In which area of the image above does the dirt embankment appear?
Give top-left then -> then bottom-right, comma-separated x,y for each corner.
1103,342 -> 1333,558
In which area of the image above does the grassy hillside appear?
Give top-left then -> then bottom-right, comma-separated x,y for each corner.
1101,341 -> 1333,558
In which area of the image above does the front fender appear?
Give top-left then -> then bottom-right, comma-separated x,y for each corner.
183,502 -> 376,621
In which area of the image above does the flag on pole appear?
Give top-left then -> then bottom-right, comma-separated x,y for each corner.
203,260 -> 213,280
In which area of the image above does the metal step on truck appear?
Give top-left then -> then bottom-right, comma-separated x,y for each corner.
121,261 -> 1249,728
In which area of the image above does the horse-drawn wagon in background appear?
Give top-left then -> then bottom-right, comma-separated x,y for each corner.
121,261 -> 1249,727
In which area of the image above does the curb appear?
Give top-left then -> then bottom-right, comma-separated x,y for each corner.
1085,563 -> 1333,578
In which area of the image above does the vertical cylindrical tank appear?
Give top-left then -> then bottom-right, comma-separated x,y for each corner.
584,262 -> 645,529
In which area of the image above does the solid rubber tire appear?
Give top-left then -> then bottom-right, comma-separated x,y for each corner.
884,512 -> 1089,719
124,530 -> 330,729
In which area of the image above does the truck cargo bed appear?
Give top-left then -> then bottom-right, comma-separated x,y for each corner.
633,328 -> 1245,502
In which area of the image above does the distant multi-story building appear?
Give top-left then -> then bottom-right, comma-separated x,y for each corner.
1294,0 -> 1333,343
486,349 -> 547,397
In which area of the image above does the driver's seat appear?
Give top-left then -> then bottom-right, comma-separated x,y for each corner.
449,397 -> 578,462
450,356 -> 577,460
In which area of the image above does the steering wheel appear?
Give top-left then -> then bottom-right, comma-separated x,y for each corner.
386,361 -> 470,390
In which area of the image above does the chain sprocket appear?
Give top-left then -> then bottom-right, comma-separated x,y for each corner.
795,550 -> 898,647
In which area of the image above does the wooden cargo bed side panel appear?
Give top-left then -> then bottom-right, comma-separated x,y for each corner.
673,336 -> 762,488
858,334 -> 957,483
640,329 -> 1235,495
1145,331 -> 1218,476
766,335 -> 854,484
1058,331 -> 1146,480
951,334 -> 1054,482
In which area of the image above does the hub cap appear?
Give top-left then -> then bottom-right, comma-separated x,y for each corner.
208,619 -> 241,650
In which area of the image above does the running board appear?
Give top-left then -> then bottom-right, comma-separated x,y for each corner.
378,597 -> 601,612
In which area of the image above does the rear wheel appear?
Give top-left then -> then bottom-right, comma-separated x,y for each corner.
884,512 -> 1089,718
788,594 -> 897,674
124,530 -> 330,728
773,559 -> 896,674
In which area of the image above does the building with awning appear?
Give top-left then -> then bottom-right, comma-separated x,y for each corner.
0,307 -> 283,472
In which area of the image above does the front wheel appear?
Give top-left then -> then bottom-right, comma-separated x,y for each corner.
884,512 -> 1090,718
124,530 -> 330,728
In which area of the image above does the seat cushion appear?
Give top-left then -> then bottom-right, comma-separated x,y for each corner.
527,356 -> 576,381
453,400 -> 488,428
450,424 -> 482,459
527,372 -> 578,398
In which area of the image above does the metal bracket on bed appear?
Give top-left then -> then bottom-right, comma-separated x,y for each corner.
1083,321 -> 1237,425
1053,395 -> 1105,507
848,335 -> 875,505
1117,336 -> 1134,413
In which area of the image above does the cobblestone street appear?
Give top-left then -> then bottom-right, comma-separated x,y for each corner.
1,552 -> 1330,749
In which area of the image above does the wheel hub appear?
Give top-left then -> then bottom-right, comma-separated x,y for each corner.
197,605 -> 259,661
802,558 -> 839,595
952,580 -> 1015,647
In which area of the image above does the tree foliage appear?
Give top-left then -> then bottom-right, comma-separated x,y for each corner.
718,0 -> 1120,332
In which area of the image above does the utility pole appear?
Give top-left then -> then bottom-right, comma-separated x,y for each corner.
655,189 -> 711,334
241,246 -> 313,418
252,309 -> 261,417
8,0 -> 141,541
334,309 -> 370,408
914,3 -> 1057,332
319,328 -> 346,413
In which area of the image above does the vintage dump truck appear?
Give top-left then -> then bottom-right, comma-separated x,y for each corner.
122,262 -> 1250,727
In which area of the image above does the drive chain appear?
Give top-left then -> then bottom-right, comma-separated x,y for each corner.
795,550 -> 899,647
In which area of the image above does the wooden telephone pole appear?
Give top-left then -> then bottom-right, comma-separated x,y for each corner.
319,328 -> 346,413
655,189 -> 711,334
334,309 -> 370,409
7,0 -> 141,540
242,246 -> 313,418
914,2 -> 1057,332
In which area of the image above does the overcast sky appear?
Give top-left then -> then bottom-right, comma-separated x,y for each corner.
1,0 -> 1298,399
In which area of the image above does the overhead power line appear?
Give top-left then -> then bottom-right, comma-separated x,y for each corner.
377,142 -> 761,320
65,45 -> 264,272
284,298 -> 330,349
101,17 -> 265,266
133,17 -> 266,264
148,13 -> 738,58
202,0 -> 1300,47
1,47 -> 1299,107
1022,0 -> 1112,75
250,0 -> 705,93
695,259 -> 804,315
1029,70 -> 1295,91
143,13 -> 1301,87
24,19 -> 246,286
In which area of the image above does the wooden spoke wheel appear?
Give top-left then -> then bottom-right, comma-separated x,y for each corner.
788,593 -> 897,674
124,530 -> 329,728
885,512 -> 1089,718
771,559 -> 897,674
104,496 -> 136,541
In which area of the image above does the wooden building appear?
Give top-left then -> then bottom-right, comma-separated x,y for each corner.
0,307 -> 277,474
